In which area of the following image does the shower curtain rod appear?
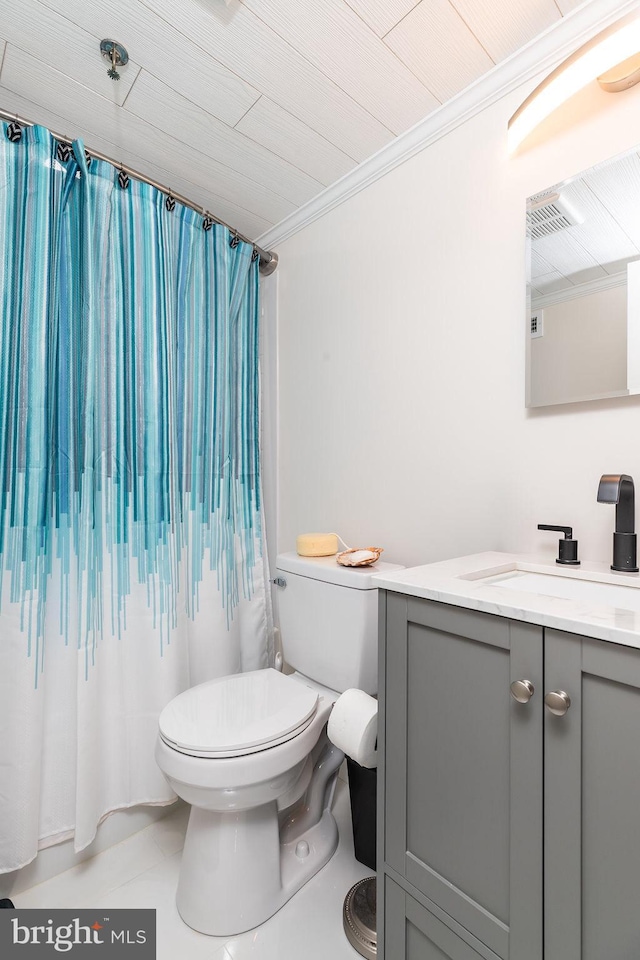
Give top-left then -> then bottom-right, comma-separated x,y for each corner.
0,107 -> 278,276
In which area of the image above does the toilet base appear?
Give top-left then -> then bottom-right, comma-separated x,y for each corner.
176,742 -> 343,936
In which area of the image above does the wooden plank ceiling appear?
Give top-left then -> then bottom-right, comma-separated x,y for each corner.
0,0 -> 583,240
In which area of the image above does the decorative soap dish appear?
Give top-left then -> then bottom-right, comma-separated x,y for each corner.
336,547 -> 384,567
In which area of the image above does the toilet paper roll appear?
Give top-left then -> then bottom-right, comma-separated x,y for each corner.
327,689 -> 378,769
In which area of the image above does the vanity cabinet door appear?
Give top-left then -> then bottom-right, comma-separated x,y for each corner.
384,876 -> 501,960
544,629 -> 640,960
383,594 -> 543,960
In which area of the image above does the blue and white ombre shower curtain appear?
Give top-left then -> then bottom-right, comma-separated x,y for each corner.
0,123 -> 272,872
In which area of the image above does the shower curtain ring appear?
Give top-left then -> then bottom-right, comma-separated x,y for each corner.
6,117 -> 22,143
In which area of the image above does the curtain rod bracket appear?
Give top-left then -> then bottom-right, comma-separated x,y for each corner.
259,251 -> 278,277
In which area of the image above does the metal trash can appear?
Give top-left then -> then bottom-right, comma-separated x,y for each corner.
343,877 -> 376,958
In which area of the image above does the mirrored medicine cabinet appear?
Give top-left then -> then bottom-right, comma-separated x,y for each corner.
526,143 -> 640,408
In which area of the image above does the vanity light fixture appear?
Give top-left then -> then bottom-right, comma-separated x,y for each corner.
508,10 -> 640,152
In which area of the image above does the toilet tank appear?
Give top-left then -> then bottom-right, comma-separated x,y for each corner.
275,552 -> 404,696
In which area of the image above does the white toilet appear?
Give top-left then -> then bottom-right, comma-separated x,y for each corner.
155,551 -> 402,936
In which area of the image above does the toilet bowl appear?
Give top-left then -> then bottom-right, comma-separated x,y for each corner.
155,668 -> 344,936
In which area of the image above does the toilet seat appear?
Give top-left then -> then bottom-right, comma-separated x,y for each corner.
159,668 -> 319,759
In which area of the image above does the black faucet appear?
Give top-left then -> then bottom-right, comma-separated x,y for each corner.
597,474 -> 639,572
537,524 -> 580,564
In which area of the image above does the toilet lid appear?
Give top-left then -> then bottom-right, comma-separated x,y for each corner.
158,668 -> 319,757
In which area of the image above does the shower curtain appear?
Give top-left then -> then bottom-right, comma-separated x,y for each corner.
0,123 -> 272,873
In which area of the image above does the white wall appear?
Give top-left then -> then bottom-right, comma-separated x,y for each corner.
274,76 -> 640,569
530,284 -> 628,406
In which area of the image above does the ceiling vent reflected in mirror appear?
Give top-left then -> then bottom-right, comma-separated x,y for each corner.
527,191 -> 584,240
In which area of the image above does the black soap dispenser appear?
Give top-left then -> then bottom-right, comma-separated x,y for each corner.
537,524 -> 580,565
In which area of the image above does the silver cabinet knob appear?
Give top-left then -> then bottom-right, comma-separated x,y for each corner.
544,690 -> 571,717
510,679 -> 535,703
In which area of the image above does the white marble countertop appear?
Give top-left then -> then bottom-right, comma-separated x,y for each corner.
373,552 -> 640,650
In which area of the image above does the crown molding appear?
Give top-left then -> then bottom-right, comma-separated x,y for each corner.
257,0 -> 640,251
531,269 -> 627,308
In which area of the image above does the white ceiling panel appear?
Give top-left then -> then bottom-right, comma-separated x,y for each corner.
385,0 -> 495,102
0,0 -> 141,107
240,0 -> 439,133
0,87 -> 272,238
344,0 -> 420,38
124,73 -> 323,207
450,0 -> 561,62
531,248 -> 555,280
534,230 -> 601,277
555,0 -> 585,13
235,97 -> 356,187
0,45 -> 296,226
35,0 -> 261,128
138,0 -> 394,160
583,154 -> 640,249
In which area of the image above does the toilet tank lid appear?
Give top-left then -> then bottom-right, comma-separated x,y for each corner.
276,552 -> 404,589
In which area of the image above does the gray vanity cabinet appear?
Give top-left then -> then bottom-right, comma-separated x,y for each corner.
379,594 -> 640,960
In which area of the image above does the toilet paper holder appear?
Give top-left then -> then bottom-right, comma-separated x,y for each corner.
327,689 -> 378,770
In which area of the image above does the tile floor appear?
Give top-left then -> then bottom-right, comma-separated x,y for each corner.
14,780 -> 371,960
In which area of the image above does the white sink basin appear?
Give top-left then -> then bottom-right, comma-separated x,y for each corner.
484,570 -> 640,612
